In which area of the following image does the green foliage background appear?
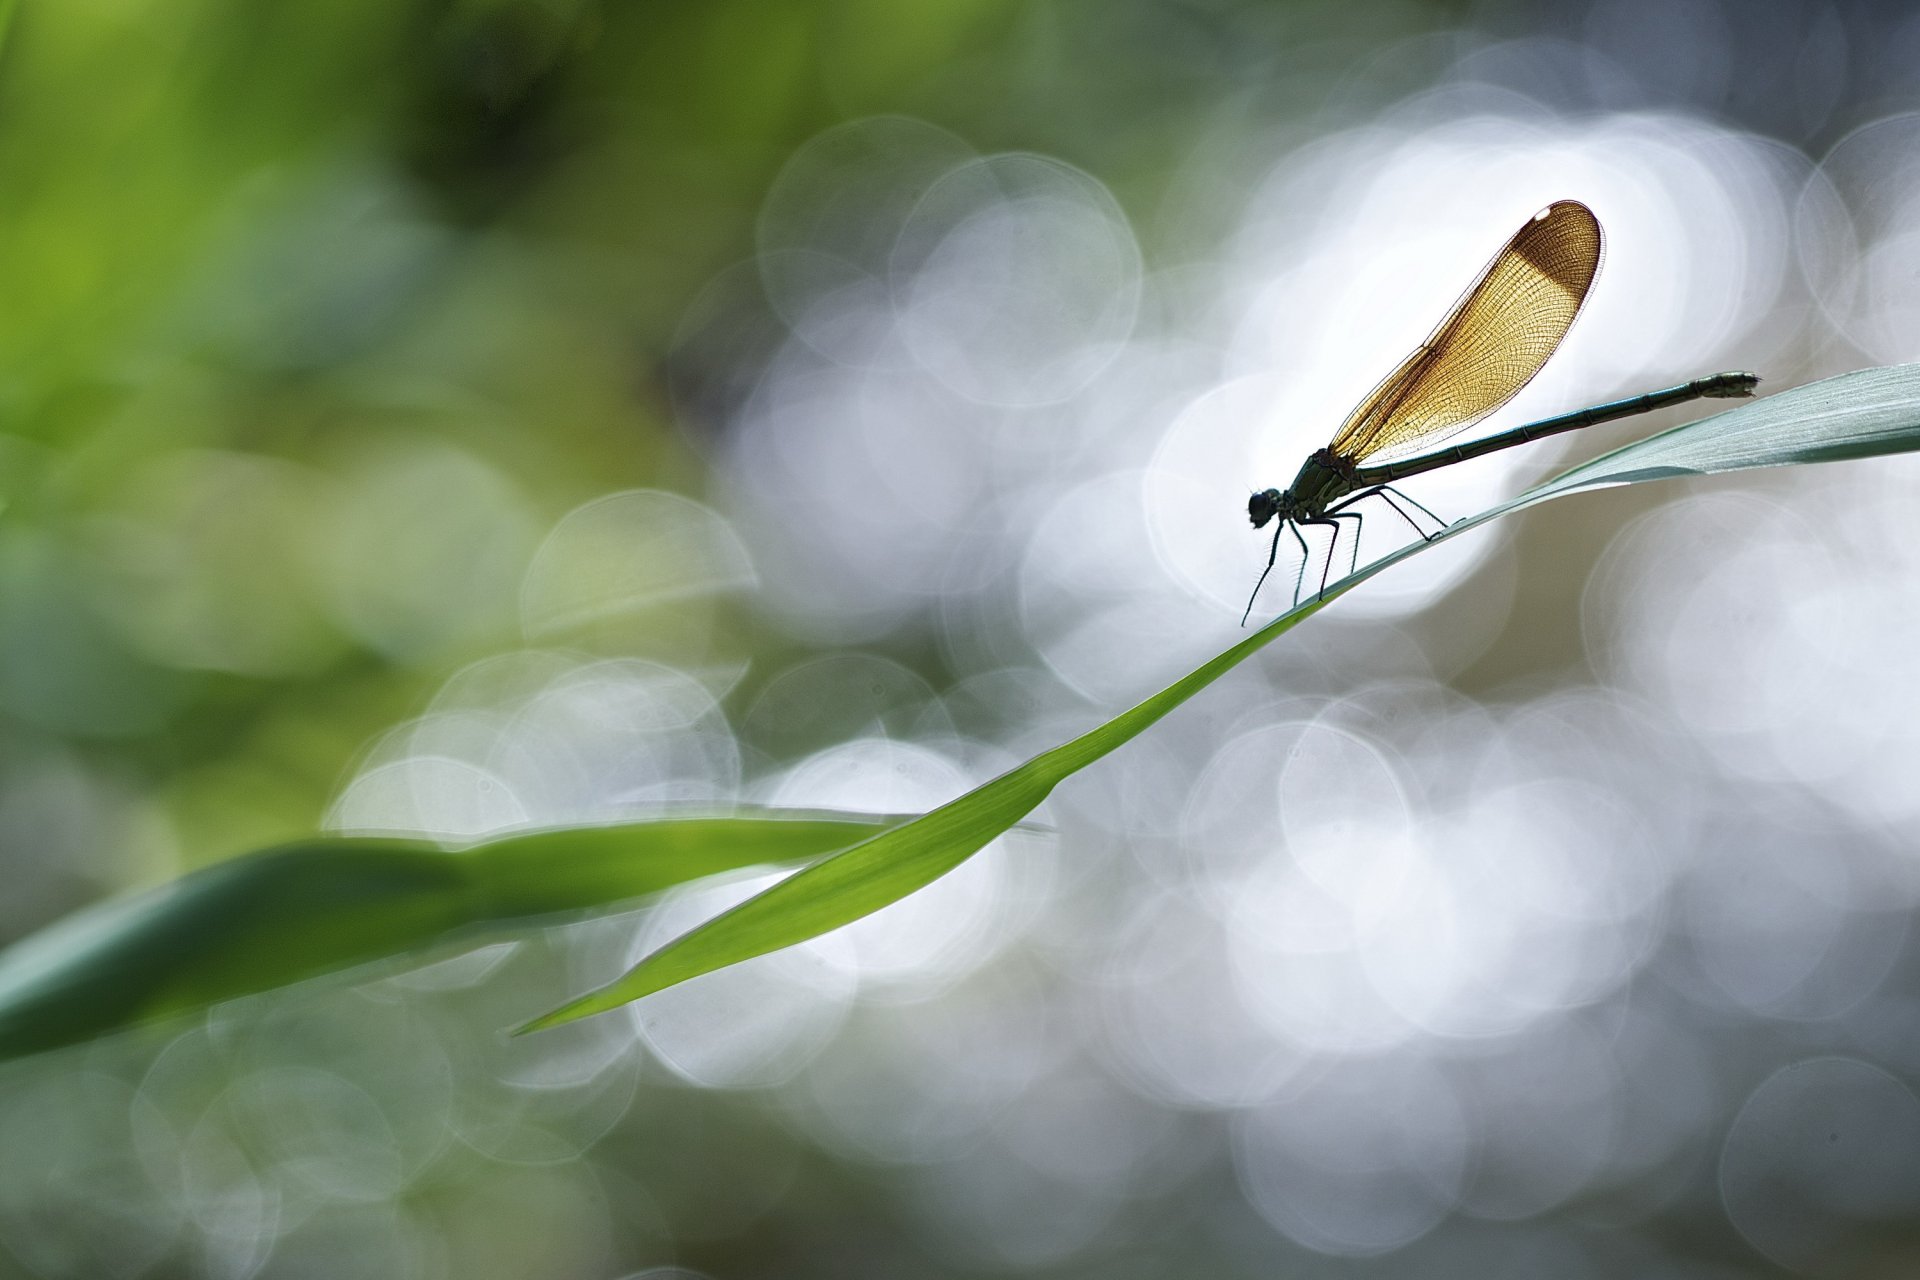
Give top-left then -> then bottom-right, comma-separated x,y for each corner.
7,2 -> 1920,1278
0,0 -> 1006,879
0,0 -> 1404,885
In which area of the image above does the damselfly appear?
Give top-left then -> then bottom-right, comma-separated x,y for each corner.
1244,199 -> 1757,622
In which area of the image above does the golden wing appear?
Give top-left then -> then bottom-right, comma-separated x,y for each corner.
1328,200 -> 1603,464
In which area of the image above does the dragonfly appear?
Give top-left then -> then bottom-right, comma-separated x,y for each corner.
1243,199 -> 1758,623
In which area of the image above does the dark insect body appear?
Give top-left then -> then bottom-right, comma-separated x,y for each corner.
1245,199 -> 1757,622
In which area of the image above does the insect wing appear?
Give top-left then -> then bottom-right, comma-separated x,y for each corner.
1328,200 -> 1603,464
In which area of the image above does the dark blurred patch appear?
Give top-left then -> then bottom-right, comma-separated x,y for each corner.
659,258 -> 790,451
399,1 -> 595,223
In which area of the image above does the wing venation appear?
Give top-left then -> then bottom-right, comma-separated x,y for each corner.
1328,200 -> 1603,464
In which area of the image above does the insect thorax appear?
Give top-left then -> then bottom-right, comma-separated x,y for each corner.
1283,448 -> 1357,518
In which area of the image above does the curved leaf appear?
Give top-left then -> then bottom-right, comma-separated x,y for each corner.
520,363 -> 1920,1032
7,365 -> 1918,1055
0,812 -> 903,1060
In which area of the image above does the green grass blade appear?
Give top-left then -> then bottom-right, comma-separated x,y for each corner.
10,365 -> 1919,1053
518,599 -> 1334,1030
522,362 -> 1920,1032
0,812 -> 901,1060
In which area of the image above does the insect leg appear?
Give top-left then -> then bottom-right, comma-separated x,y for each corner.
1330,510 -> 1364,577
1300,516 -> 1344,599
1289,520 -> 1312,608
1330,485 -> 1447,544
1378,485 -> 1445,537
1371,490 -> 1437,543
1242,520 -> 1288,626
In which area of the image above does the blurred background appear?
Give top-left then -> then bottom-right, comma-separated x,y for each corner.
5,0 -> 1920,1275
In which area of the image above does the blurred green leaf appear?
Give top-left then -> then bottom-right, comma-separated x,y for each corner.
8,364 -> 1920,1056
520,362 -> 1920,1031
0,811 -> 904,1060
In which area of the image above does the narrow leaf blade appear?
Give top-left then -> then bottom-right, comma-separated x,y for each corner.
520,598 -> 1337,1031
525,363 -> 1920,1027
0,812 -> 897,1060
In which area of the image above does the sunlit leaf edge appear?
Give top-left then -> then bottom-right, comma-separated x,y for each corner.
519,362 -> 1920,1033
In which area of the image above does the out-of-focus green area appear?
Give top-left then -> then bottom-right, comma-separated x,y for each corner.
0,0 -> 1424,893
0,0 -> 1031,895
15,1 -> 1920,1277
